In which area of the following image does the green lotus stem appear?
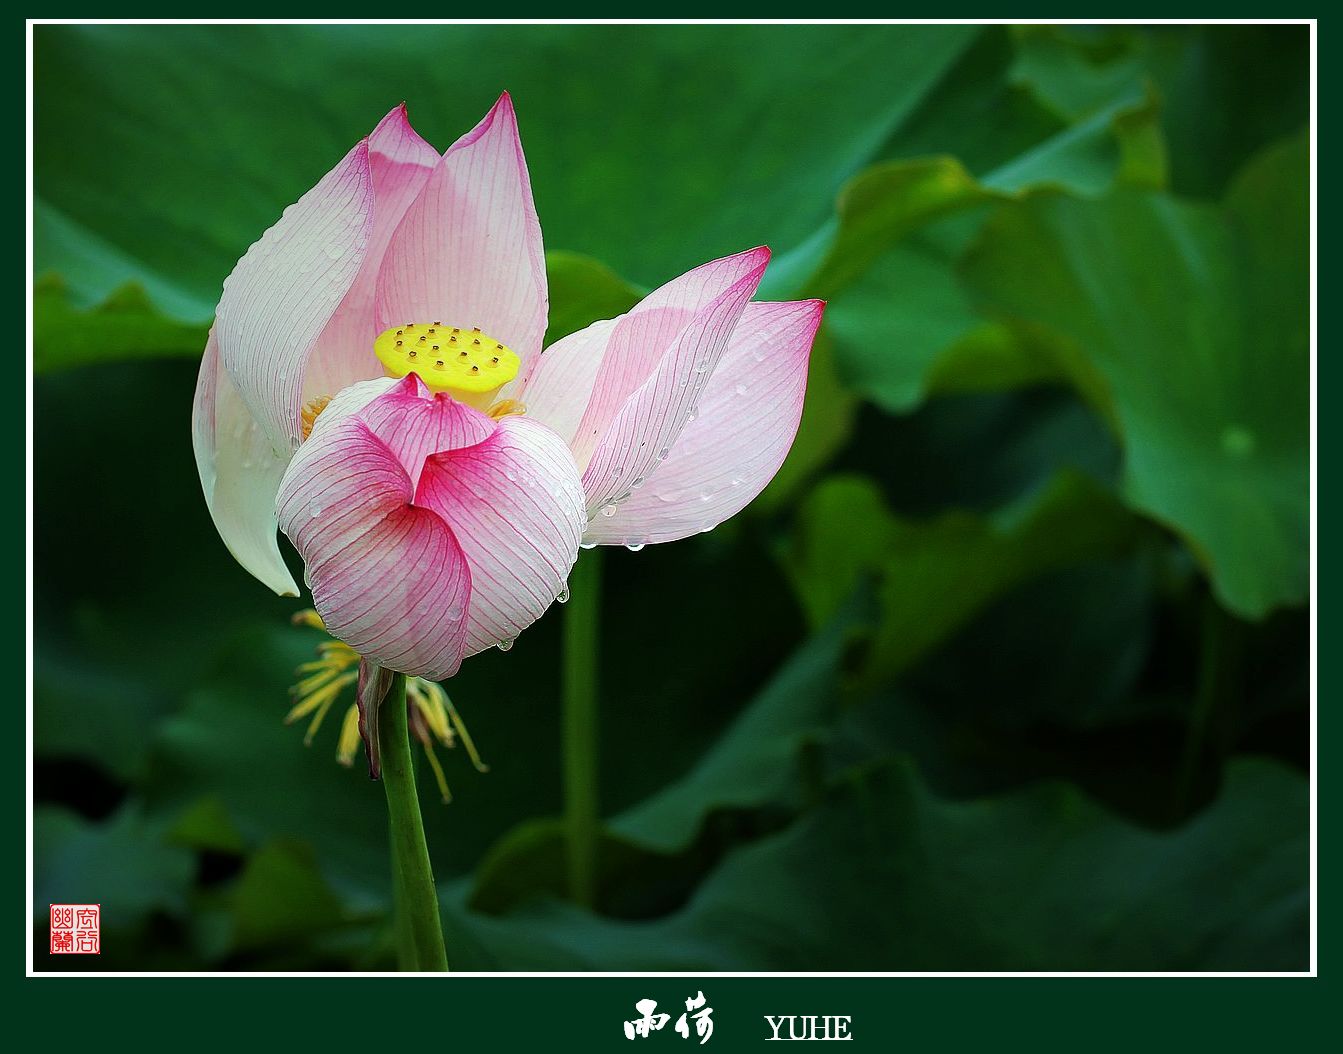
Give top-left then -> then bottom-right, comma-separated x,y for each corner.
379,673 -> 449,971
563,548 -> 603,908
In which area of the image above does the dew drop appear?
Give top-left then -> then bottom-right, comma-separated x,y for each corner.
600,504 -> 617,518
308,503 -> 323,518
556,586 -> 570,604
735,383 -> 748,396
625,542 -> 645,552
580,541 -> 598,550
496,638 -> 515,652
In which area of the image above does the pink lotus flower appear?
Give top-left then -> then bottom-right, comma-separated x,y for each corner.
193,94 -> 823,680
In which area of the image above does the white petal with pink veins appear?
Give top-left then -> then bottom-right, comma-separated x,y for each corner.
214,139 -> 374,452
584,301 -> 823,545
376,93 -> 548,372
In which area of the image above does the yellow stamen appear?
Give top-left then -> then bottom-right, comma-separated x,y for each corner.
300,395 -> 332,440
291,609 -> 327,630
435,683 -> 490,774
487,398 -> 527,419
374,321 -> 520,410
336,705 -> 362,767
284,670 -> 357,725
408,680 -> 454,747
285,612 -> 489,797
421,740 -> 453,804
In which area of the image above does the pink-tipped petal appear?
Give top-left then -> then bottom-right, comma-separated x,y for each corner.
304,106 -> 441,401
276,416 -> 471,680
192,329 -> 299,595
579,248 -> 771,516
369,102 -> 440,167
376,93 -> 548,369
584,301 -> 822,545
557,247 -> 773,470
338,374 -> 497,488
515,317 -> 619,447
215,139 -> 374,452
417,416 -> 584,656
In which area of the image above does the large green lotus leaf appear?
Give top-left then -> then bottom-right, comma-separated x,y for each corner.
757,64 -> 1163,421
542,251 -> 642,346
1006,25 -> 1309,200
34,274 -> 211,373
35,23 -> 978,321
784,472 -> 1140,686
444,757 -> 1307,971
1141,25 -> 1310,198
821,217 -> 1068,415
763,19 -> 1166,304
34,804 -> 195,936
836,388 -> 1121,520
464,599 -> 865,914
1007,25 -> 1152,123
962,136 -> 1308,618
771,26 -> 1166,417
228,840 -> 350,953
609,601 -> 864,854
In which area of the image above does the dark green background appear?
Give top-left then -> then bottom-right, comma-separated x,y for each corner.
32,23 -> 1310,974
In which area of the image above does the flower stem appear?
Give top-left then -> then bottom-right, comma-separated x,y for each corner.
563,548 -> 603,908
379,673 -> 449,971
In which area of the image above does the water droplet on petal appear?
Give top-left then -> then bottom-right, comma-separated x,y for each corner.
556,586 -> 570,604
600,504 -> 617,517
496,637 -> 515,652
625,542 -> 645,552
735,383 -> 748,396
580,541 -> 598,550
308,503 -> 323,518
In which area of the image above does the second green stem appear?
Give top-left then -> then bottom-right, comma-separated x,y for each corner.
562,548 -> 603,908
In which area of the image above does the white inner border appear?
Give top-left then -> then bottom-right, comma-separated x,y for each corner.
23,16 -> 1321,982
